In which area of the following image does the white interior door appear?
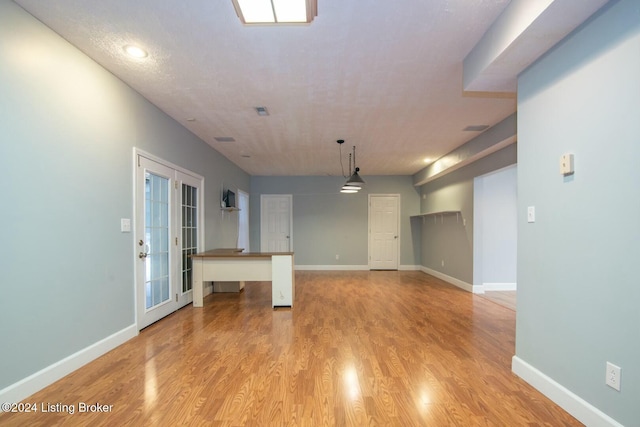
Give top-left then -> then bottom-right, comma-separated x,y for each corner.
136,156 -> 178,329
369,194 -> 400,270
260,195 -> 292,252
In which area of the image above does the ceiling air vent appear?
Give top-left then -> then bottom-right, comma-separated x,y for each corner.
214,137 -> 236,142
463,125 -> 489,132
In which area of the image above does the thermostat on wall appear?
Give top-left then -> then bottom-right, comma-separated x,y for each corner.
560,153 -> 574,176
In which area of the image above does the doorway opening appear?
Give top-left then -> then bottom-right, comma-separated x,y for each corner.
473,164 -> 517,310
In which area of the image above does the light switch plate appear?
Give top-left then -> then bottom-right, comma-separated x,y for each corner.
527,206 -> 535,223
120,218 -> 131,233
561,153 -> 574,175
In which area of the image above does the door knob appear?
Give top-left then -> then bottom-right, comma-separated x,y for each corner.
138,242 -> 150,259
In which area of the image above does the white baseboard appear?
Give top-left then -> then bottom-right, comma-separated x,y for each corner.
295,265 -> 421,271
420,266 -> 480,293
295,265 -> 369,271
512,356 -> 623,427
0,324 -> 138,404
482,282 -> 517,291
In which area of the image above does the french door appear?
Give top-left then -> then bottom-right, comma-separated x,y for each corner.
177,171 -> 200,308
135,153 -> 202,329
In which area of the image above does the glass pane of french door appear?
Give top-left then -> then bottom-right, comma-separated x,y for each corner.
145,172 -> 171,309
181,183 -> 197,293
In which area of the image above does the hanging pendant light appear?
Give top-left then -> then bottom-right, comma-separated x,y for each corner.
346,167 -> 365,186
346,145 -> 365,188
337,140 -> 365,193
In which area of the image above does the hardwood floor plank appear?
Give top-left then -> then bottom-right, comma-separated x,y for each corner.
0,271 -> 581,426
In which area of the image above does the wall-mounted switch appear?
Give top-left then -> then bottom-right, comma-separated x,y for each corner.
560,153 -> 574,175
527,206 -> 535,223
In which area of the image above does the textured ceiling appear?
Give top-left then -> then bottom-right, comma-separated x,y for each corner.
14,0 -> 520,176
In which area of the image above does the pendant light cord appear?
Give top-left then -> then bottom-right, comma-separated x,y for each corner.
338,140 -> 350,178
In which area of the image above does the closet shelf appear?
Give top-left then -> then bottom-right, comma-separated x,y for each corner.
411,210 -> 464,225
410,210 -> 460,218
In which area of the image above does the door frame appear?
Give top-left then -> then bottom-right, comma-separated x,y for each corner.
368,194 -> 401,270
260,194 -> 293,252
133,148 -> 204,330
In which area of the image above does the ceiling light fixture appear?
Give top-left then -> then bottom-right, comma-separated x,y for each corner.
255,106 -> 269,116
123,45 -> 148,58
337,140 -> 365,193
231,0 -> 317,24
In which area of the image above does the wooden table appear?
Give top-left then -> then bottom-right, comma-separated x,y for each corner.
191,250 -> 295,308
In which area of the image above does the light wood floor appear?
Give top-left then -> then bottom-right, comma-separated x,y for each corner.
1,271 -> 580,426
477,291 -> 517,311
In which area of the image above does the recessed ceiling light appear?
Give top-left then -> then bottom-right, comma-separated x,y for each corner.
123,45 -> 148,59
423,158 -> 432,164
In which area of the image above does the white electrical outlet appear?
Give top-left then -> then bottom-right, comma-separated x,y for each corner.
335,254 -> 339,260
605,362 -> 621,391
120,218 -> 131,233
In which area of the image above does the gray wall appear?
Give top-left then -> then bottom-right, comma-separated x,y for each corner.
0,0 -> 248,390
418,144 -> 517,284
250,176 -> 421,267
475,165 -> 517,286
516,0 -> 639,424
